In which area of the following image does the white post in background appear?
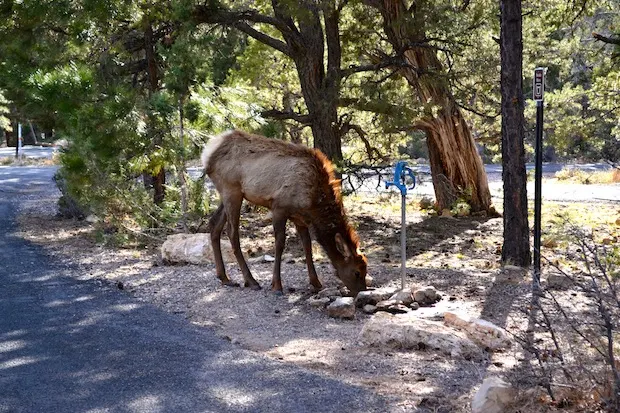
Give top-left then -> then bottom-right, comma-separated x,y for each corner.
17,123 -> 23,160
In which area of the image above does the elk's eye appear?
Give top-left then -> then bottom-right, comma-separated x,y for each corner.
355,271 -> 361,278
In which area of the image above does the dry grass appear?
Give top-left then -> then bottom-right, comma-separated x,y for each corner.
554,167 -> 620,184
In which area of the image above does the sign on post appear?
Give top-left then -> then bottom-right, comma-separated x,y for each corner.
533,67 -> 545,102
533,67 -> 546,286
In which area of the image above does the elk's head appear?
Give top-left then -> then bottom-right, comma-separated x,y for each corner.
334,233 -> 369,296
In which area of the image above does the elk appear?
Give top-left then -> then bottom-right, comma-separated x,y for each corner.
202,130 -> 368,296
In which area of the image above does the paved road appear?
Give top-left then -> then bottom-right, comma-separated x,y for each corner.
0,145 -> 59,159
0,168 -> 386,412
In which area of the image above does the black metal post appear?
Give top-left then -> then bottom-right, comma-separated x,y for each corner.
533,100 -> 544,284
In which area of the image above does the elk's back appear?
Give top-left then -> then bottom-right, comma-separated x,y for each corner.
203,130 -> 322,212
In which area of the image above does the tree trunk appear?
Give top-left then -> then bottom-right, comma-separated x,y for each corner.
500,0 -> 530,266
192,2 -> 344,163
144,21 -> 166,206
370,0 -> 494,214
178,96 -> 189,231
277,1 -> 343,163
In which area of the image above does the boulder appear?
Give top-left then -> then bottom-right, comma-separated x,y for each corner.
359,312 -> 484,360
413,285 -> 439,305
161,233 -> 235,265
471,376 -> 516,413
354,287 -> 399,307
444,312 -> 512,351
327,297 -> 356,319
389,289 -> 414,306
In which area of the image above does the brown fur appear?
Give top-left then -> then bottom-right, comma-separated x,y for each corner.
203,130 -> 368,295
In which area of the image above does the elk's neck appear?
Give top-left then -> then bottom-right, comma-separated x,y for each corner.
308,202 -> 351,266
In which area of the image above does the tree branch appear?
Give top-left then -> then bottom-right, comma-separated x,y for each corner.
593,32 -> 620,45
193,4 -> 291,56
232,22 -> 290,55
340,55 -> 408,77
261,109 -> 313,124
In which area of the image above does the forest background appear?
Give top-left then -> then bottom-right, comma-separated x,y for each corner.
0,0 -> 618,242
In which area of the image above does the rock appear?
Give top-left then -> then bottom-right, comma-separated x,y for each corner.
308,296 -> 331,308
85,215 -> 100,223
495,265 -> 526,283
365,275 -> 374,287
354,287 -> 399,307
389,289 -> 414,306
359,312 -> 484,360
413,286 -> 439,305
441,208 -> 454,217
327,297 -> 356,319
262,254 -> 275,262
363,304 -> 377,314
419,196 -> 434,210
444,312 -> 512,351
376,300 -> 410,314
471,376 -> 516,413
410,302 -> 420,310
161,233 -> 235,265
547,273 -> 572,289
317,287 -> 342,299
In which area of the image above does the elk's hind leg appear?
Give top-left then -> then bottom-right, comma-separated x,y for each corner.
294,223 -> 322,291
209,204 -> 238,287
224,193 -> 261,290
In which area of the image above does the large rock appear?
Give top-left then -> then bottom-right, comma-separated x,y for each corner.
472,376 -> 516,413
412,285 -> 439,305
161,233 -> 235,265
359,312 -> 484,360
444,312 -> 512,351
327,297 -> 356,319
354,287 -> 399,307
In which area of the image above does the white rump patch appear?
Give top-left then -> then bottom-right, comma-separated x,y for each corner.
201,130 -> 235,170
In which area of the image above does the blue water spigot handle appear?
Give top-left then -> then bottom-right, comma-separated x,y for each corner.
385,161 -> 416,196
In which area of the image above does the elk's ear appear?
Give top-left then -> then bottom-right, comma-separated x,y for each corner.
335,233 -> 352,259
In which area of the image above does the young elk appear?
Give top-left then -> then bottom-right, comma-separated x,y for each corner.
202,130 -> 368,296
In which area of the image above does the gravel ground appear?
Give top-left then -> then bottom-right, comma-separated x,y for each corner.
14,181 -> 620,412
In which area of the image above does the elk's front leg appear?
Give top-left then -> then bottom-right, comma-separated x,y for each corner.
271,211 -> 287,294
209,204 -> 238,287
294,223 -> 322,291
224,194 -> 261,290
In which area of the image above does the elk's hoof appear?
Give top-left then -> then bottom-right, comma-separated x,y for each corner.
245,282 -> 262,291
222,280 -> 240,287
271,289 -> 284,296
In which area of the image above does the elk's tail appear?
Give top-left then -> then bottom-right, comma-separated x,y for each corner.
202,130 -> 234,171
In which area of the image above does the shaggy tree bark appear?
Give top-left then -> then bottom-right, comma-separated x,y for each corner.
500,0 -> 530,266
367,0 -> 494,213
193,1 -> 344,163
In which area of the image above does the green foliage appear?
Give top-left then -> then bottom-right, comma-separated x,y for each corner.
0,91 -> 9,131
1,0 -> 618,239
